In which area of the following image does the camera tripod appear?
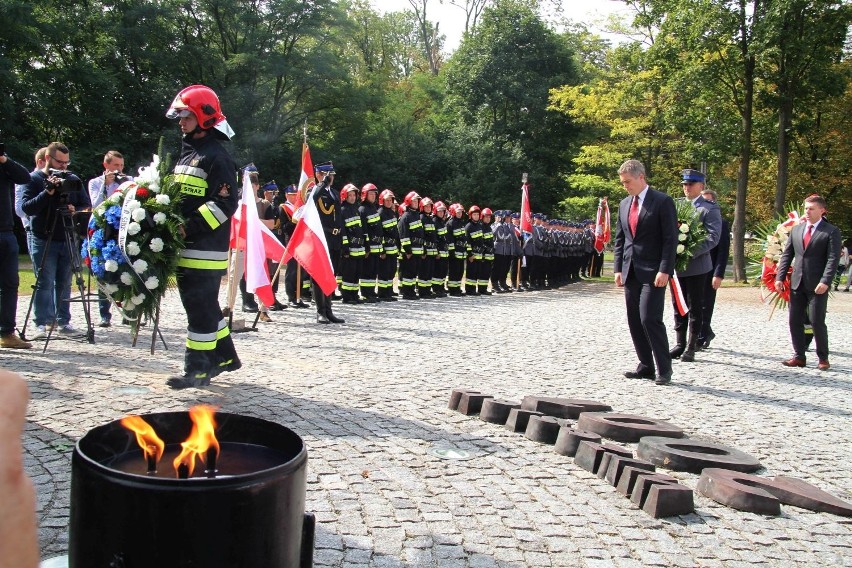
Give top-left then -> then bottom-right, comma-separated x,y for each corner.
20,206 -> 96,352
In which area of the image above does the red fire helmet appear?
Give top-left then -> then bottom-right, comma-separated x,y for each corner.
481,207 -> 493,217
379,189 -> 395,203
419,197 -> 434,212
361,182 -> 378,201
434,200 -> 447,212
340,183 -> 358,201
166,85 -> 234,139
468,205 -> 481,216
403,191 -> 421,208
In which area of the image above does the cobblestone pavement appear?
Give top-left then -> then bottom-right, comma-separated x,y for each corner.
5,280 -> 852,567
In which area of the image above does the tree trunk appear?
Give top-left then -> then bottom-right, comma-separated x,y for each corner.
732,52 -> 755,283
774,86 -> 793,216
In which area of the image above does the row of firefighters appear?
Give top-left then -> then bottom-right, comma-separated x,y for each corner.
250,182 -> 605,308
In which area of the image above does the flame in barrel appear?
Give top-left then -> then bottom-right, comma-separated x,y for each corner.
172,405 -> 220,478
120,415 -> 165,467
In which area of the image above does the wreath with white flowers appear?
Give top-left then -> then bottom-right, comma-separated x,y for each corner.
82,155 -> 184,324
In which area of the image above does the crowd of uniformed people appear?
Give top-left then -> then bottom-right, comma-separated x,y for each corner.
244,164 -> 605,319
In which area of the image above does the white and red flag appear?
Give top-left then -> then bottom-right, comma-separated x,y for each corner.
520,182 -> 533,236
281,185 -> 338,296
594,197 -> 611,253
229,175 -> 286,307
295,142 -> 314,211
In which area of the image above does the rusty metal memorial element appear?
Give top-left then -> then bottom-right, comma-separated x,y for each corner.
448,388 -> 480,410
521,396 -> 612,419
457,393 -> 494,416
637,436 -> 762,474
524,415 -> 570,444
574,441 -> 633,474
505,408 -> 544,433
479,399 -> 521,424
603,455 -> 655,487
617,465 -> 658,497
576,413 -> 685,443
554,427 -> 601,457
630,472 -> 695,518
697,468 -> 852,517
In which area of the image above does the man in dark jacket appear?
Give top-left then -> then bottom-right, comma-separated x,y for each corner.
698,189 -> 729,349
0,150 -> 33,349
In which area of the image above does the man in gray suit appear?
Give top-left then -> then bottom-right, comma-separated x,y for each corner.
670,169 -> 722,363
775,194 -> 841,370
614,160 -> 679,385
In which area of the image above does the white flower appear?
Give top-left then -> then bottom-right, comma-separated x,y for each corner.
127,222 -> 141,236
133,293 -> 146,305
120,272 -> 134,285
145,276 -> 159,290
678,233 -> 687,242
126,241 -> 141,256
109,193 -> 123,204
125,199 -> 140,211
149,238 -> 164,253
96,204 -> 107,215
104,260 -> 119,272
155,194 -> 170,205
132,259 -> 148,273
679,224 -> 690,233
677,244 -> 685,254
123,299 -> 135,310
104,284 -> 119,294
131,208 -> 147,222
135,155 -> 161,192
153,212 -> 167,225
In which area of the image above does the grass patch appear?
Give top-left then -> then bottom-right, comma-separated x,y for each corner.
18,254 -> 36,296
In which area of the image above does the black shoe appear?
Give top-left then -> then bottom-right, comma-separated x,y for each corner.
382,296 -> 398,302
655,373 -> 672,386
288,300 -> 309,309
326,310 -> 345,324
363,296 -> 380,303
269,301 -> 287,311
681,350 -> 695,363
167,374 -> 211,390
624,370 -> 655,379
99,319 -> 112,328
402,294 -> 419,300
703,331 -> 716,348
669,345 -> 685,359
242,304 -> 259,313
317,312 -> 330,324
331,293 -> 343,301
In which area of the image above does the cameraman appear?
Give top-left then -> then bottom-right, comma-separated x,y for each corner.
21,142 -> 90,339
87,150 -> 126,327
1,147 -> 34,349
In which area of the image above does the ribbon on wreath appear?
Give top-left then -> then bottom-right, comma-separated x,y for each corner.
669,273 -> 689,317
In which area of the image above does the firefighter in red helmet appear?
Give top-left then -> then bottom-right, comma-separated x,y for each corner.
377,189 -> 399,300
479,207 -> 495,295
465,205 -> 484,295
417,197 -> 438,299
445,203 -> 468,296
397,191 -> 425,299
431,201 -> 450,297
164,85 -> 240,389
358,183 -> 382,302
339,183 -> 366,303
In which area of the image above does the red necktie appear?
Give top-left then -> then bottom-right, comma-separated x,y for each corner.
628,196 -> 639,236
803,224 -> 813,248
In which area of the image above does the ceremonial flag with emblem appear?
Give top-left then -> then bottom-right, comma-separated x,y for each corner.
520,182 -> 533,237
229,174 -> 286,306
594,197 -> 611,253
281,185 -> 338,295
295,142 -> 314,211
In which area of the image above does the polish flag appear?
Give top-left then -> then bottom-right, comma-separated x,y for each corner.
230,175 -> 286,306
594,197 -> 611,253
281,186 -> 338,295
295,142 -> 314,211
520,183 -> 533,236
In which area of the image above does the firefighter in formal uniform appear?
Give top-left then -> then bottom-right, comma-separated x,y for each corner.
418,197 -> 438,299
432,201 -> 450,297
359,183 -> 383,302
278,184 -> 309,308
479,207 -> 495,295
340,183 -> 366,303
377,189 -> 399,301
465,205 -> 484,296
312,162 -> 344,323
397,191 -> 425,300
445,203 -> 468,296
165,84 -> 241,389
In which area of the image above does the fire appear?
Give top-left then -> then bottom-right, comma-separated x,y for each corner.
120,415 -> 165,466
172,405 -> 220,478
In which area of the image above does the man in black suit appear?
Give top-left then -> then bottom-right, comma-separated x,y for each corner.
697,189 -> 730,349
775,194 -> 841,370
613,160 -> 679,385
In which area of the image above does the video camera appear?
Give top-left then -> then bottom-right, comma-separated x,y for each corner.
46,169 -> 84,194
108,170 -> 131,184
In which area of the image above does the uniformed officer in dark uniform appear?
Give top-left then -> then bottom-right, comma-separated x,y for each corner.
312,162 -> 344,324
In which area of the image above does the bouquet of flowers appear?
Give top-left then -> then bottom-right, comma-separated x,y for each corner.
751,208 -> 802,314
673,199 -> 708,273
82,154 -> 184,325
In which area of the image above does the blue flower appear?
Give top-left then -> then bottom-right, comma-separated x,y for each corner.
88,216 -> 97,230
90,229 -> 105,251
101,240 -> 126,264
80,241 -> 89,259
90,255 -> 105,278
105,205 -> 122,229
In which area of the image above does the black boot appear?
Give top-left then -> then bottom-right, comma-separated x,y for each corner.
325,301 -> 345,323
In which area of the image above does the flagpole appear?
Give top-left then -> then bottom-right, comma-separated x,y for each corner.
295,120 -> 309,303
517,172 -> 528,290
